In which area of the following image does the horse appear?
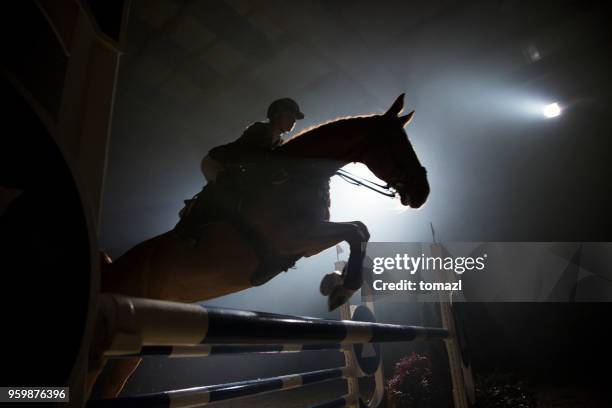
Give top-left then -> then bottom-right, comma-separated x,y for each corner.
89,94 -> 430,398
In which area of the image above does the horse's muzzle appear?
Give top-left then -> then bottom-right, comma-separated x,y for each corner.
400,193 -> 411,207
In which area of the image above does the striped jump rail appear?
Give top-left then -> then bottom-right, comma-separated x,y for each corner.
90,287 -> 471,408
97,294 -> 449,356
107,343 -> 347,358
88,366 -> 356,408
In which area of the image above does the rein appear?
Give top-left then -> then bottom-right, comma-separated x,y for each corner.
335,168 -> 397,198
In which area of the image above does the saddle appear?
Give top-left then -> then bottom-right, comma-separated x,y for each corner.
173,168 -> 300,286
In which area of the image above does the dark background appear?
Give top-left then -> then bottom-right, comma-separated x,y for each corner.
102,0 -> 612,254
97,0 -> 612,405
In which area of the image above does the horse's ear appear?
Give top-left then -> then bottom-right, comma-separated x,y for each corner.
385,93 -> 405,117
398,110 -> 415,127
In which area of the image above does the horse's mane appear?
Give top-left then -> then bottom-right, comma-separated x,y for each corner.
282,114 -> 377,146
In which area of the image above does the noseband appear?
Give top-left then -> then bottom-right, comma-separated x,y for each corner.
335,164 -> 427,199
335,168 -> 397,197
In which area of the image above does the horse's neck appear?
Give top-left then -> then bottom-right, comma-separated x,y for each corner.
279,117 -> 373,176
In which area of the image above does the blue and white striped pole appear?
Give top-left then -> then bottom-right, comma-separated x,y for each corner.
88,366 -> 354,408
98,294 -> 448,355
107,343 -> 346,358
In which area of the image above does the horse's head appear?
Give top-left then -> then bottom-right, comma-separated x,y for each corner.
364,94 -> 430,208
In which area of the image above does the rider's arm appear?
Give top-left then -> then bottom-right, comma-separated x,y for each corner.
208,123 -> 269,164
208,143 -> 232,163
205,123 -> 279,181
239,122 -> 270,150
201,154 -> 221,182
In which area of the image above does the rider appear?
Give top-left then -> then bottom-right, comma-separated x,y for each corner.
201,98 -> 304,183
176,98 -> 304,245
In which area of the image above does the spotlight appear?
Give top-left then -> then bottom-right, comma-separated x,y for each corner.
524,44 -> 541,62
542,103 -> 561,118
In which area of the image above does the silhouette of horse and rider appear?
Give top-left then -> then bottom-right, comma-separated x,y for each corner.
91,94 -> 429,397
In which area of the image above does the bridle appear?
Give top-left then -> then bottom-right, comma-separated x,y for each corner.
335,168 -> 397,197
335,165 -> 427,199
335,129 -> 427,199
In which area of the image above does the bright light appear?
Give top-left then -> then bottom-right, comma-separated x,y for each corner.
330,163 -> 402,220
329,162 -> 420,242
542,103 -> 561,118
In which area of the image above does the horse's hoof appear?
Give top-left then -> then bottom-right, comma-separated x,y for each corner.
328,286 -> 356,311
352,221 -> 370,241
320,271 -> 343,296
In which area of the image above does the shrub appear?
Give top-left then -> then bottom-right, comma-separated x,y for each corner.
387,352 -> 444,408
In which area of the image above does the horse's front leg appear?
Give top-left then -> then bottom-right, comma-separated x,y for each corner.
282,220 -> 370,310
325,221 -> 370,310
